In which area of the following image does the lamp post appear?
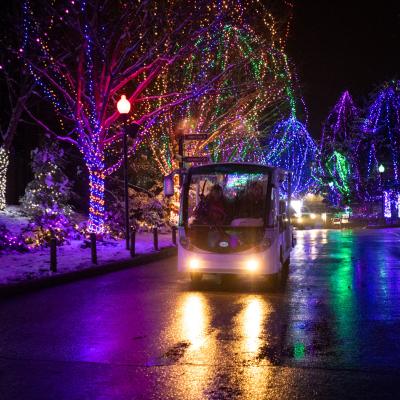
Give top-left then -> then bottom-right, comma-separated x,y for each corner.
117,95 -> 134,250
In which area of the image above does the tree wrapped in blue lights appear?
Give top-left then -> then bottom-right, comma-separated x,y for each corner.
262,117 -> 317,198
259,35 -> 316,199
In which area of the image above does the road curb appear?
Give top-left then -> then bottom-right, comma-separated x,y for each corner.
0,246 -> 177,298
366,224 -> 400,229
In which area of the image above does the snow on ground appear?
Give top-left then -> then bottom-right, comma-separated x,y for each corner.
0,206 -> 30,234
0,207 -> 174,286
0,234 -> 174,286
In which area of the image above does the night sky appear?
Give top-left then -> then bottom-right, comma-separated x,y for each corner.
288,0 -> 400,138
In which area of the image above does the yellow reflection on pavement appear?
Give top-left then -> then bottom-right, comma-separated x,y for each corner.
175,293 -> 214,398
182,293 -> 208,350
237,296 -> 273,398
241,297 -> 265,354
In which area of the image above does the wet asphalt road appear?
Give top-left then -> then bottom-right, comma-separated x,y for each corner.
1,228 -> 400,399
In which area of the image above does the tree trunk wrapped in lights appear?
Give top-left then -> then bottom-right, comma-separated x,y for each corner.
20,0 -> 239,234
87,167 -> 106,234
0,147 -> 8,210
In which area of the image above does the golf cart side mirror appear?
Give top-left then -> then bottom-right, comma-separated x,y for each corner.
279,199 -> 286,215
163,174 -> 174,197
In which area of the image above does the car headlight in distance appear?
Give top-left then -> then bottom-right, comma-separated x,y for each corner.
246,258 -> 259,272
310,213 -> 316,219
188,258 -> 200,270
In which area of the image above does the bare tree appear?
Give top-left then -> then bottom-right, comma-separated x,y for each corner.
0,3 -> 36,210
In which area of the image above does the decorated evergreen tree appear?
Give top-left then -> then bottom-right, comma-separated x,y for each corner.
20,144 -> 73,245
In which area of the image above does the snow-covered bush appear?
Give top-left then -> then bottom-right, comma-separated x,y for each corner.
103,185 -> 170,237
0,224 -> 28,253
131,188 -> 169,231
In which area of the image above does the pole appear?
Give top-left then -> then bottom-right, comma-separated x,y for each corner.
50,237 -> 57,272
178,135 -> 184,187
287,172 -> 292,225
90,233 -> 97,264
153,226 -> 159,251
130,228 -> 136,258
382,192 -> 385,221
123,128 -> 130,250
172,226 -> 177,245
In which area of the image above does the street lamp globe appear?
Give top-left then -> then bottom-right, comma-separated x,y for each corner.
378,164 -> 385,173
117,95 -> 131,114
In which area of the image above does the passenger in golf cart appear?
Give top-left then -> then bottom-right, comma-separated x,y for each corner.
193,183 -> 230,226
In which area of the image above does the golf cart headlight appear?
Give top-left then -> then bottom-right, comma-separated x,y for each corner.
246,258 -> 259,272
189,258 -> 200,270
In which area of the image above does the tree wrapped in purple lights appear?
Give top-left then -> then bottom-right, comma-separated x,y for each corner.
320,91 -> 360,155
21,0 -> 224,234
317,90 -> 361,204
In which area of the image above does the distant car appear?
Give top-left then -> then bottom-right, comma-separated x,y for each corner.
331,217 -> 341,225
292,211 -> 325,229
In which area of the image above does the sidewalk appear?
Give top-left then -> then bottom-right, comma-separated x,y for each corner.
0,233 -> 177,297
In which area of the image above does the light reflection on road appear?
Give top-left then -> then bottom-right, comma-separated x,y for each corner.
182,293 -> 208,351
240,296 -> 264,354
3,228 -> 400,399
238,296 -> 273,399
